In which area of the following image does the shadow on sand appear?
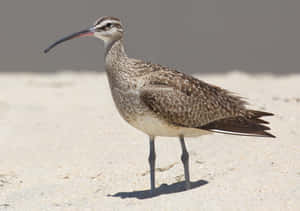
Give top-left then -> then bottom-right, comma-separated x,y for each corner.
108,180 -> 208,199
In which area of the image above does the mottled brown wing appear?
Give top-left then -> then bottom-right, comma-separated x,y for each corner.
140,69 -> 248,128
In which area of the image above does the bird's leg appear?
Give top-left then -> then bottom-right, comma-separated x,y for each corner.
179,135 -> 191,190
148,136 -> 156,192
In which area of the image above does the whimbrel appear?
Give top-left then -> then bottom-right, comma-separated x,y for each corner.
44,16 -> 275,192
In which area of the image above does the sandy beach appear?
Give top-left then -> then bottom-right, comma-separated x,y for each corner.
0,71 -> 299,211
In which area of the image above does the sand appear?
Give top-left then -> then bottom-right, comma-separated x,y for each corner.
0,71 -> 299,211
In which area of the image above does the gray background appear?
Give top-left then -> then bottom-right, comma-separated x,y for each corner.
0,0 -> 299,74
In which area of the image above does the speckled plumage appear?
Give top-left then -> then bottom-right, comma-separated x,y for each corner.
105,38 -> 274,137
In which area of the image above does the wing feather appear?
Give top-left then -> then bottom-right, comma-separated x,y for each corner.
140,69 -> 248,128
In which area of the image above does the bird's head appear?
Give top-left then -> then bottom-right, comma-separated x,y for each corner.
92,16 -> 123,43
44,16 -> 123,53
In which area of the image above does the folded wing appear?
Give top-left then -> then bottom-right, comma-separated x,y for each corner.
140,69 -> 275,138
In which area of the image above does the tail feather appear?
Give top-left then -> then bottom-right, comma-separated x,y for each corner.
251,118 -> 270,125
201,110 -> 275,138
247,110 -> 274,118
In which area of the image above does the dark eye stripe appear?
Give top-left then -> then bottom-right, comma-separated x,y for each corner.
95,25 -> 110,31
95,23 -> 121,32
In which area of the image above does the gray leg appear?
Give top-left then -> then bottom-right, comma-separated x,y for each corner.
148,136 -> 156,192
179,135 -> 191,190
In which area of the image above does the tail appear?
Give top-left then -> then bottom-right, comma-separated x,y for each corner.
201,110 -> 275,138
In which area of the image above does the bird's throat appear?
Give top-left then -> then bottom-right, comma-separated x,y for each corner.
105,39 -> 128,65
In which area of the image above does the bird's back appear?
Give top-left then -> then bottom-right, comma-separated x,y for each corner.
130,60 -> 274,137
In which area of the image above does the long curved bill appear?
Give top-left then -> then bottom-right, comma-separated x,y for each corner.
44,28 -> 94,54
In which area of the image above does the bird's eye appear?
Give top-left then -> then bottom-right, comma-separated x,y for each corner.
106,23 -> 112,28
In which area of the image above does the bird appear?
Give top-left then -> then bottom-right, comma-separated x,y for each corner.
44,16 -> 275,193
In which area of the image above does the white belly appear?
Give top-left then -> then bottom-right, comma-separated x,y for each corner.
129,113 -> 212,137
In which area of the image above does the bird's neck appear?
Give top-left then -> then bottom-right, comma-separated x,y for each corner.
105,38 -> 127,64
